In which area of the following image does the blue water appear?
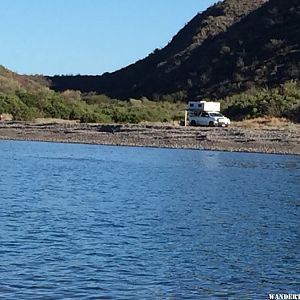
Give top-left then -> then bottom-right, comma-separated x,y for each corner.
0,140 -> 299,299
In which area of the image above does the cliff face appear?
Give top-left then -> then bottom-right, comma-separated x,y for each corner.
49,0 -> 300,100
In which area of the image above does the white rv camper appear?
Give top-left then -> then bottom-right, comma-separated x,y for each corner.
187,101 -> 230,127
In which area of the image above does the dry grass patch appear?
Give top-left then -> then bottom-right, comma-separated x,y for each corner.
33,118 -> 80,125
232,117 -> 300,130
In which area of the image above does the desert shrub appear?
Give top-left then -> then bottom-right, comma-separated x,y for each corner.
288,103 -> 300,122
0,93 -> 39,120
40,94 -> 71,119
83,94 -> 113,105
160,90 -> 187,102
2,64 -> 298,124
79,111 -> 100,123
61,90 -> 82,103
220,81 -> 300,121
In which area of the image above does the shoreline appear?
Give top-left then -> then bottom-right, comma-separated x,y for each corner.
0,121 -> 299,155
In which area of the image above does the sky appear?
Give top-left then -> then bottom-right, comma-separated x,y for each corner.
1,0 -> 217,76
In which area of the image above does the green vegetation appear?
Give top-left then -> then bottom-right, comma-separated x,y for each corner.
0,90 -> 185,124
220,81 -> 300,122
3,0 -> 299,123
0,66 -> 299,124
0,66 -> 184,123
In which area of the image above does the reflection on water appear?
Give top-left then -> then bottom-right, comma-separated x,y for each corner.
0,141 -> 299,299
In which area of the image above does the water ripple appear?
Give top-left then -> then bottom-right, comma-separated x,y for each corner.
0,141 -> 299,299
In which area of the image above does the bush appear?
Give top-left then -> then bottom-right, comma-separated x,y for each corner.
1,66 -> 298,124
220,81 -> 300,122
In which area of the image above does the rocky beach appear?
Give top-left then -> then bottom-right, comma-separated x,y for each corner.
0,121 -> 299,155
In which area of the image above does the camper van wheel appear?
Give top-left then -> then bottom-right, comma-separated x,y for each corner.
209,121 -> 214,127
190,120 -> 196,126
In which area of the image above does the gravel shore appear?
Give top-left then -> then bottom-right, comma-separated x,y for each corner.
0,121 -> 299,155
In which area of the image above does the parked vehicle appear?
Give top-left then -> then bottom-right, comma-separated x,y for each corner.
187,101 -> 220,112
187,101 -> 230,127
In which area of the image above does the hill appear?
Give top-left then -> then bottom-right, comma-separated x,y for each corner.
0,63 -> 299,123
0,65 -> 49,94
0,65 -> 184,123
1,0 -> 300,123
49,0 -> 300,100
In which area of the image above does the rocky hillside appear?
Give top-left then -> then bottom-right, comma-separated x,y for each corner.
49,0 -> 300,100
0,65 -> 49,94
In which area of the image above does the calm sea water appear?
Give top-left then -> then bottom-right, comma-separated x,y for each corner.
0,140 -> 299,299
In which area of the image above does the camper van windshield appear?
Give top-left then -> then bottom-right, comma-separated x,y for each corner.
210,113 -> 223,117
